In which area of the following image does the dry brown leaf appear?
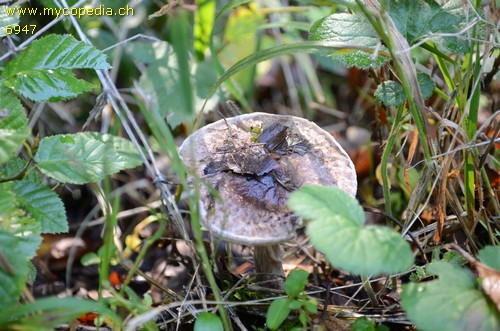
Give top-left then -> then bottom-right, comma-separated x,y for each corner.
476,262 -> 500,312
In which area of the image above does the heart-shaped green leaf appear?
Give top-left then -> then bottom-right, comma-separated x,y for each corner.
289,185 -> 413,275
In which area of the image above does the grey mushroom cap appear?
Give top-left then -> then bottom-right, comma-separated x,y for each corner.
178,112 -> 357,246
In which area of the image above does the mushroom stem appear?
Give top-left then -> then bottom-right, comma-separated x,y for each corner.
254,244 -> 285,287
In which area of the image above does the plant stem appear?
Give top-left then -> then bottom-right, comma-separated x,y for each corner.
361,275 -> 379,307
380,104 -> 404,222
93,182 -> 118,299
190,180 -> 234,330
357,0 -> 433,163
138,104 -> 233,330
254,245 -> 285,288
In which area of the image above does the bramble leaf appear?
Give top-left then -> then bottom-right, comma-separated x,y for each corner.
11,180 -> 67,234
2,34 -> 110,102
79,132 -> 143,167
0,87 -> 30,163
3,68 -> 94,102
0,231 -> 29,308
0,5 -> 20,37
34,133 -> 142,184
0,157 -> 41,183
3,34 -> 110,76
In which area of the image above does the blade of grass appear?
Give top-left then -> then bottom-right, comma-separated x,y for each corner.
380,104 -> 405,220
206,41 -> 389,99
137,102 -> 233,331
355,0 -> 433,163
170,9 -> 194,118
207,0 -> 253,113
463,6 -> 483,231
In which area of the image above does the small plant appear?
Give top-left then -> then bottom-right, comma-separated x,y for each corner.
0,33 -> 141,329
266,269 -> 318,330
352,316 -> 389,331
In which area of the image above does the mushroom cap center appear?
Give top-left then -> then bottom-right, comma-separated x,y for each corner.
179,112 -> 357,245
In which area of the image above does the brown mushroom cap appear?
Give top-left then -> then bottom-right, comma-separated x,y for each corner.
178,112 -> 357,246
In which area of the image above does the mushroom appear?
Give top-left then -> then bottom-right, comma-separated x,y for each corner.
178,112 -> 356,286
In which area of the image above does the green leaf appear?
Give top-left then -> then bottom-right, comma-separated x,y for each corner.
138,44 -> 222,127
284,269 -> 309,298
208,41 -> 382,100
0,231 -> 29,308
352,316 -> 376,331
402,262 -> 500,331
169,10 -> 194,117
288,300 -> 303,309
266,298 -> 292,330
194,312 -> 223,331
80,252 -> 101,266
193,0 -> 215,60
310,13 -> 380,48
0,88 -> 28,130
332,51 -> 388,69
0,5 -> 20,37
309,13 -> 388,69
0,157 -> 40,183
12,221 -> 42,260
308,218 -> 413,275
126,41 -> 172,64
0,130 -> 30,164
417,72 -> 435,100
217,4 -> 266,94
0,297 -> 122,330
397,167 -> 419,197
0,190 -> 42,259
290,185 -> 413,275
79,132 -> 143,168
3,34 -> 110,77
299,310 -> 307,327
374,81 -> 405,107
376,73 -> 435,107
3,68 -> 95,102
11,180 -> 67,233
478,246 -> 500,271
304,299 -> 318,314
0,189 -> 16,215
288,185 -> 364,225
34,133 -> 141,184
308,1 -> 469,70
387,0 -> 469,53
0,87 -> 30,163
442,250 -> 467,266
2,34 -> 110,102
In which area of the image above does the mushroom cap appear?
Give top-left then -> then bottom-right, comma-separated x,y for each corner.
178,112 -> 357,246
